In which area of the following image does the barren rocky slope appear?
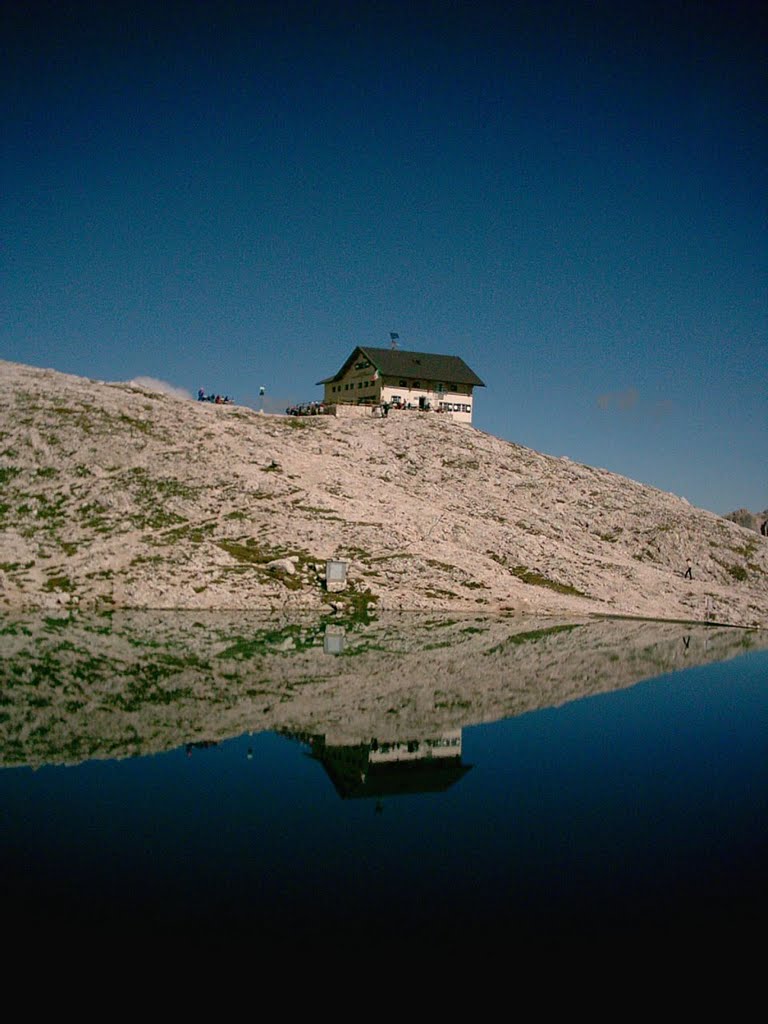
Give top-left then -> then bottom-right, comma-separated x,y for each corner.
724,507 -> 768,534
1,359 -> 766,626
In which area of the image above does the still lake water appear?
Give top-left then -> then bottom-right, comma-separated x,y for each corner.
1,611 -> 766,950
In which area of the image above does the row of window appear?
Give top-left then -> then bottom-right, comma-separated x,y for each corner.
387,396 -> 471,413
330,381 -> 375,393
331,379 -> 464,394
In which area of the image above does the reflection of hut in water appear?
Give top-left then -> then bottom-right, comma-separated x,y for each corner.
281,729 -> 472,800
185,740 -> 219,757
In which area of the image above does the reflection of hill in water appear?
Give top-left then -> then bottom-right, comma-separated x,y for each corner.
1,611 -> 765,768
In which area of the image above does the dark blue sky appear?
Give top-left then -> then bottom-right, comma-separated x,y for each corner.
3,1 -> 766,514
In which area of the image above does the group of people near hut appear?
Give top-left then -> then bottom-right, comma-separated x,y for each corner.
379,399 -> 437,415
198,389 -> 233,404
286,401 -> 326,415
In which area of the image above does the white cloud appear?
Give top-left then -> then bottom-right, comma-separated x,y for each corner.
597,387 -> 639,412
596,389 -> 674,421
129,377 -> 193,401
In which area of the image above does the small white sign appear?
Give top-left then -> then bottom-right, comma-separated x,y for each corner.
326,560 -> 347,583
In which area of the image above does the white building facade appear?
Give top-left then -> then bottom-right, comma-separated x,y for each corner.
317,346 -> 485,424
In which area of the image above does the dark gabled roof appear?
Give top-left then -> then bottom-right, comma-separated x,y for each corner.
318,752 -> 473,800
316,346 -> 485,387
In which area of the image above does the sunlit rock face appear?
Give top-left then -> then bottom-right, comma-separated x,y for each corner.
1,358 -> 767,627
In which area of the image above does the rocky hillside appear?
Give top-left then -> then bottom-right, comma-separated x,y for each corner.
1,358 -> 766,626
724,508 -> 768,534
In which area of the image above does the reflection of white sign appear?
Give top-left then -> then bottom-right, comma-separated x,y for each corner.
324,628 -> 345,654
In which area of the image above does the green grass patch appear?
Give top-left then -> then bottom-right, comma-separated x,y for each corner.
118,413 -> 154,434
121,467 -> 198,501
217,623 -> 324,659
321,581 -> 378,623
130,554 -> 166,566
337,546 -> 372,561
509,565 -> 588,597
12,493 -> 70,529
49,405 -> 96,433
132,510 -> 188,530
217,539 -> 282,565
216,538 -> 319,590
42,575 -> 75,593
292,502 -> 344,520
731,541 -> 758,558
425,558 -> 455,571
154,521 -> 217,545
484,622 -> 583,655
78,502 -> 112,532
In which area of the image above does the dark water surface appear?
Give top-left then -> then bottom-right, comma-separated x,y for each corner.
1,612 -> 766,950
